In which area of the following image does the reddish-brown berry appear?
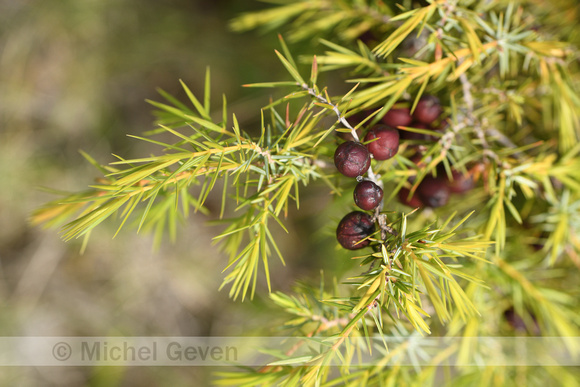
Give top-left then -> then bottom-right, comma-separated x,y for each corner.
531,231 -> 548,252
398,187 -> 423,208
446,170 -> 475,194
504,307 -> 541,335
409,152 -> 426,167
334,141 -> 371,178
432,118 -> 449,132
364,125 -> 400,160
382,107 -> 413,128
353,181 -> 384,211
406,153 -> 426,184
357,30 -> 381,48
413,95 -> 442,125
417,175 -> 450,208
336,211 -> 376,250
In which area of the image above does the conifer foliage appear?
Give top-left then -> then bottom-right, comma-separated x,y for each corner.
33,0 -> 580,385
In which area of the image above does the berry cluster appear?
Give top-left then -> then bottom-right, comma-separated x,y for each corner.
383,95 -> 445,142
399,162 -> 476,208
334,124 -> 399,250
334,95 -> 475,250
381,95 -> 474,208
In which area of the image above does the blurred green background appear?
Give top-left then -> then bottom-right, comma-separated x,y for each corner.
0,1 -> 349,385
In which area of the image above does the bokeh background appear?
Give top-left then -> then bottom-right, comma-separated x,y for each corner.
0,1 -> 359,385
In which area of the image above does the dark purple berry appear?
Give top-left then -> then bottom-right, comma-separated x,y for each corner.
398,187 -> 423,208
353,181 -> 384,211
530,231 -> 549,251
382,107 -> 413,128
413,95 -> 442,125
357,30 -> 381,48
364,125 -> 400,160
417,175 -> 450,208
432,118 -> 449,132
409,152 -> 426,167
406,153 -> 426,184
334,141 -> 371,178
336,211 -> 376,250
446,170 -> 475,194
504,307 -> 540,335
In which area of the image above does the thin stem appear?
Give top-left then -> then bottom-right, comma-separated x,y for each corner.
301,84 -> 381,185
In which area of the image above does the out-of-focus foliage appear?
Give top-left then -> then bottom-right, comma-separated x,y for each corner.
0,1 -> 291,386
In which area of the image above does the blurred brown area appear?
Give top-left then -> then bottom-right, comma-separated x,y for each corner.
0,0 -> 338,385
